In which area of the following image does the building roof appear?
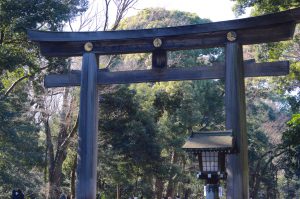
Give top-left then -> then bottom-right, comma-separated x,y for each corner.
182,130 -> 233,153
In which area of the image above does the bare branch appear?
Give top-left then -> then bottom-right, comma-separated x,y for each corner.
56,88 -> 70,148
77,0 -> 101,31
36,23 -> 46,30
60,114 -> 79,151
4,75 -> 30,97
111,0 -> 138,30
105,55 -> 117,68
4,66 -> 48,97
68,19 -> 74,32
103,0 -> 112,31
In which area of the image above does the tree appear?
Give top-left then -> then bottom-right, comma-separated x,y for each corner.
280,114 -> 300,197
0,0 -> 88,197
34,1 -> 140,198
98,86 -> 161,199
0,93 -> 43,198
98,8 -> 225,198
232,0 -> 300,16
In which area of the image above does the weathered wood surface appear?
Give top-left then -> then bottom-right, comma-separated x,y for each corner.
152,49 -> 167,68
225,42 -> 249,199
31,23 -> 295,57
44,60 -> 289,88
76,53 -> 98,199
28,8 -> 300,56
28,7 -> 300,42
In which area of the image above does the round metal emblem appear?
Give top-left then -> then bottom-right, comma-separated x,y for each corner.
153,38 -> 162,48
84,42 -> 93,52
227,31 -> 237,42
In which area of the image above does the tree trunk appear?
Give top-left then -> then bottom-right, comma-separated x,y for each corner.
44,88 -> 78,199
166,150 -> 178,197
155,177 -> 164,199
48,147 -> 67,198
251,173 -> 261,199
183,188 -> 190,199
166,181 -> 175,197
116,184 -> 120,199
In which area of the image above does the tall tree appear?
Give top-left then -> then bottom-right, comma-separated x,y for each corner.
98,86 -> 161,199
98,8 -> 225,198
0,0 -> 88,197
232,0 -> 300,15
0,92 -> 43,198
36,1 -> 139,198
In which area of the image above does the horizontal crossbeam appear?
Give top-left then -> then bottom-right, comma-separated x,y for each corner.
28,8 -> 300,57
44,61 -> 289,88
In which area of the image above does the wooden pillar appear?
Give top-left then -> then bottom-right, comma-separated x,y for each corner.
205,184 -> 219,199
225,42 -> 249,199
76,53 -> 99,199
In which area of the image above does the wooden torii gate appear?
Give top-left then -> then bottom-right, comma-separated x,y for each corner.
28,8 -> 300,199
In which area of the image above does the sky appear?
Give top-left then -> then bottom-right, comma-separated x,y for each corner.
68,0 -> 250,31
130,0 -> 245,22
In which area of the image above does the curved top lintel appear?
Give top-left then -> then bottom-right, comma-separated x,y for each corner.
28,7 -> 300,42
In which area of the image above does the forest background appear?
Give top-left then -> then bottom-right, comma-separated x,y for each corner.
0,0 -> 299,198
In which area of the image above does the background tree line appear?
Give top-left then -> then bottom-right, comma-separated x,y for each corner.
0,0 -> 299,198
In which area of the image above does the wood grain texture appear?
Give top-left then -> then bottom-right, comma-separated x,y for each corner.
27,7 -> 300,57
152,49 -> 167,68
33,23 -> 295,57
28,7 -> 300,42
44,61 -> 289,88
225,42 -> 249,199
76,53 -> 98,199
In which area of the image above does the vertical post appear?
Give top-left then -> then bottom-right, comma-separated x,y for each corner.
225,42 -> 249,199
205,184 -> 219,199
76,53 -> 99,199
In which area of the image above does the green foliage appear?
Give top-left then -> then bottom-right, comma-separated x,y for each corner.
0,43 -> 36,73
99,86 -> 161,198
0,0 -> 88,86
0,95 -> 43,197
97,8 -> 226,198
0,0 -> 88,197
112,8 -> 223,72
276,114 -> 300,198
0,0 -> 88,30
98,9 -> 224,198
282,114 -> 300,147
232,0 -> 300,16
0,1 -> 297,197
119,8 -> 208,30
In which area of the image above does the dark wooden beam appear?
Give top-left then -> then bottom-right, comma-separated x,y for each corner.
28,7 -> 300,42
152,49 -> 167,68
28,8 -> 300,57
44,61 -> 289,88
244,60 -> 289,77
32,22 -> 295,57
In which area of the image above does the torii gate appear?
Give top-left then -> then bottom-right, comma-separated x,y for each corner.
28,8 -> 300,199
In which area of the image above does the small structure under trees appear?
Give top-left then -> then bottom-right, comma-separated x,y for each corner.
182,131 -> 233,198
28,7 -> 300,199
